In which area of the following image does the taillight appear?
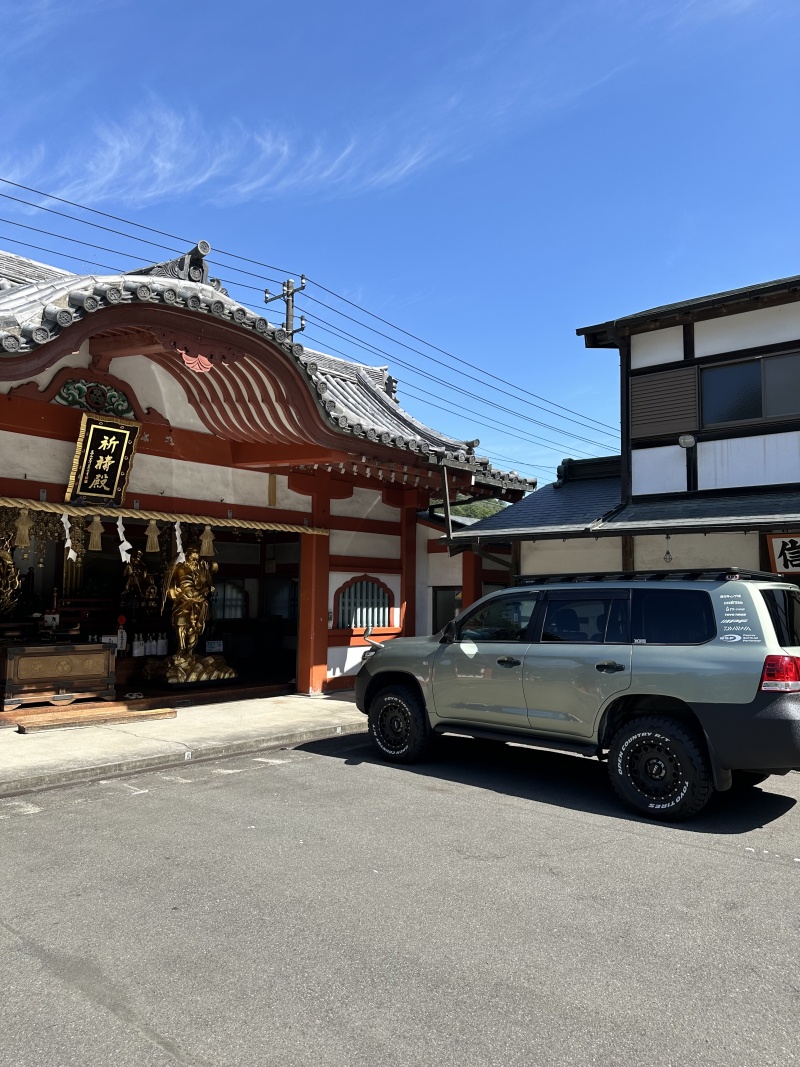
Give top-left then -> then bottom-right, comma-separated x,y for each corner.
760,655 -> 800,691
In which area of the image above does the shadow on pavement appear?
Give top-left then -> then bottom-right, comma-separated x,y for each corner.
299,733 -> 796,833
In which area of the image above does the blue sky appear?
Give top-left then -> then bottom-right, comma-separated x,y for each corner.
1,0 -> 798,484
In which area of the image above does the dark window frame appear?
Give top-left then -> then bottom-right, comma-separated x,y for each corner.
701,349 -> 800,429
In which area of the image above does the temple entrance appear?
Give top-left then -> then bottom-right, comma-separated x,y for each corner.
7,518 -> 302,696
209,533 -> 300,686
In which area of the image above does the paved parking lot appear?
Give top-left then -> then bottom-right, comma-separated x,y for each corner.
1,734 -> 798,1067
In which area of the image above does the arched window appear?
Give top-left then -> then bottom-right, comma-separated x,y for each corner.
335,575 -> 394,629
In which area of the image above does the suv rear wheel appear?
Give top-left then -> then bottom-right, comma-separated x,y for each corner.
608,716 -> 714,820
368,685 -> 430,763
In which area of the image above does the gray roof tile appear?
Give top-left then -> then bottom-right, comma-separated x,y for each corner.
450,477 -> 622,540
0,247 -> 535,494
600,490 -> 800,533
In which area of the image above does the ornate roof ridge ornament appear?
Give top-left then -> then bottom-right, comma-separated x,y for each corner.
125,241 -> 223,290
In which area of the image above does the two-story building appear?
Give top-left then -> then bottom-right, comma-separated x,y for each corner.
450,271 -> 800,583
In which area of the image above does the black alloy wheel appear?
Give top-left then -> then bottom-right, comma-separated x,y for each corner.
367,685 -> 430,763
608,715 -> 714,821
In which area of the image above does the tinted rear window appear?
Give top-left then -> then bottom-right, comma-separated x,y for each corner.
632,589 -> 716,645
761,588 -> 800,647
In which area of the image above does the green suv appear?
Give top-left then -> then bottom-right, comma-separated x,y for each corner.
355,569 -> 800,820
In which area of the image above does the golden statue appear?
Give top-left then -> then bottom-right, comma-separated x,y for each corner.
0,540 -> 21,616
122,549 -> 159,610
162,545 -> 236,684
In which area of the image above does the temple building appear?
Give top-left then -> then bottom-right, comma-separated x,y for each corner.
0,245 -> 533,701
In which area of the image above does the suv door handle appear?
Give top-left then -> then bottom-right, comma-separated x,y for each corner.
595,661 -> 626,673
497,656 -> 521,668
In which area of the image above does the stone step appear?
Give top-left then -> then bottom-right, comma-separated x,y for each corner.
6,705 -> 177,734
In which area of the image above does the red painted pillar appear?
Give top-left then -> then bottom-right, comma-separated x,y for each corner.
400,490 -> 418,635
461,550 -> 483,614
296,474 -> 331,694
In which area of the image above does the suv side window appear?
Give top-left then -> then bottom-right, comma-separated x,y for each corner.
631,589 -> 716,644
761,587 -> 800,646
457,595 -> 537,643
540,595 -> 628,643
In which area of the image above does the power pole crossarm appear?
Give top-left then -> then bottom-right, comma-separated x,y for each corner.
265,275 -> 306,338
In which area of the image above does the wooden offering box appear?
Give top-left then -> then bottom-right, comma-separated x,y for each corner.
2,644 -> 116,711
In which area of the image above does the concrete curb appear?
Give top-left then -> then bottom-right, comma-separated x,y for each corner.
0,720 -> 368,799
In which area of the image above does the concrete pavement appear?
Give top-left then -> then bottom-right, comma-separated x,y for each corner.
0,691 -> 367,797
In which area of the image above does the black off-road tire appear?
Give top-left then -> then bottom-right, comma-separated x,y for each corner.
367,685 -> 431,764
608,716 -> 714,821
730,770 -> 771,791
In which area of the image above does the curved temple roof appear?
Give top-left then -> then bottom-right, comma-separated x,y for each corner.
0,246 -> 535,497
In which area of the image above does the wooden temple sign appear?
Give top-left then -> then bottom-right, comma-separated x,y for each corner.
65,413 -> 141,505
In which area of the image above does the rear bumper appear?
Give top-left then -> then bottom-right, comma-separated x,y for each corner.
694,693 -> 800,771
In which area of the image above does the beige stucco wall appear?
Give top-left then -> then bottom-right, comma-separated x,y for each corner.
519,533 -> 760,574
633,532 -> 760,570
520,538 -> 623,575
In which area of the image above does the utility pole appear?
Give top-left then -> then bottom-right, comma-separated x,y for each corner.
264,275 -> 306,338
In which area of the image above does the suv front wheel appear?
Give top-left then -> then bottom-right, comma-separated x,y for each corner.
367,685 -> 430,763
608,716 -> 714,820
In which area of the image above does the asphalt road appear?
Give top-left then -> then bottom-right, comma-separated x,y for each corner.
1,735 -> 798,1067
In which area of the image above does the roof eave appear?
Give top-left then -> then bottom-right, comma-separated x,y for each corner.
577,274 -> 800,349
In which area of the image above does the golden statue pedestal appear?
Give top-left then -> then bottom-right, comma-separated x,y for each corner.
164,651 -> 237,685
143,652 -> 237,685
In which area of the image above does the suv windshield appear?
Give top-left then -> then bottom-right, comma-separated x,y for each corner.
761,587 -> 800,647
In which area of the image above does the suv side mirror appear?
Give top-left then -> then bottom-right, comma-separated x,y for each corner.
440,619 -> 457,644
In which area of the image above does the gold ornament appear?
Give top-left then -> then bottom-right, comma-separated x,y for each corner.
13,507 -> 32,549
199,525 -> 215,557
0,538 -> 21,616
122,549 -> 159,610
145,519 -> 161,554
88,516 -> 104,551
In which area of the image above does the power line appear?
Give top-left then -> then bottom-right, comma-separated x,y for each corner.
0,225 -> 609,462
294,288 -> 618,440
0,232 -> 121,274
0,186 -> 617,444
300,329 -> 590,461
297,307 -> 612,449
0,208 -> 614,454
480,450 -> 552,476
397,382 -> 596,459
0,176 -> 619,436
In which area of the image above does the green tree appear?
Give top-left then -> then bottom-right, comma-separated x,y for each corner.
444,500 -> 507,519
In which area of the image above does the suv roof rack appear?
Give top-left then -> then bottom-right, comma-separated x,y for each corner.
515,568 -> 791,585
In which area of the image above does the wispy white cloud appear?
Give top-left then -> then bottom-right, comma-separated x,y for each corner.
0,0 -> 68,61
30,104 -> 450,207
615,0 -> 780,28
0,0 -> 129,60
3,0 -> 788,209
670,0 -> 771,24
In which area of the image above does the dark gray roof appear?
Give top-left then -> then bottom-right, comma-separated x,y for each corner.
449,477 -> 622,542
578,271 -> 800,347
452,482 -> 800,542
598,489 -> 800,535
0,246 -> 535,495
